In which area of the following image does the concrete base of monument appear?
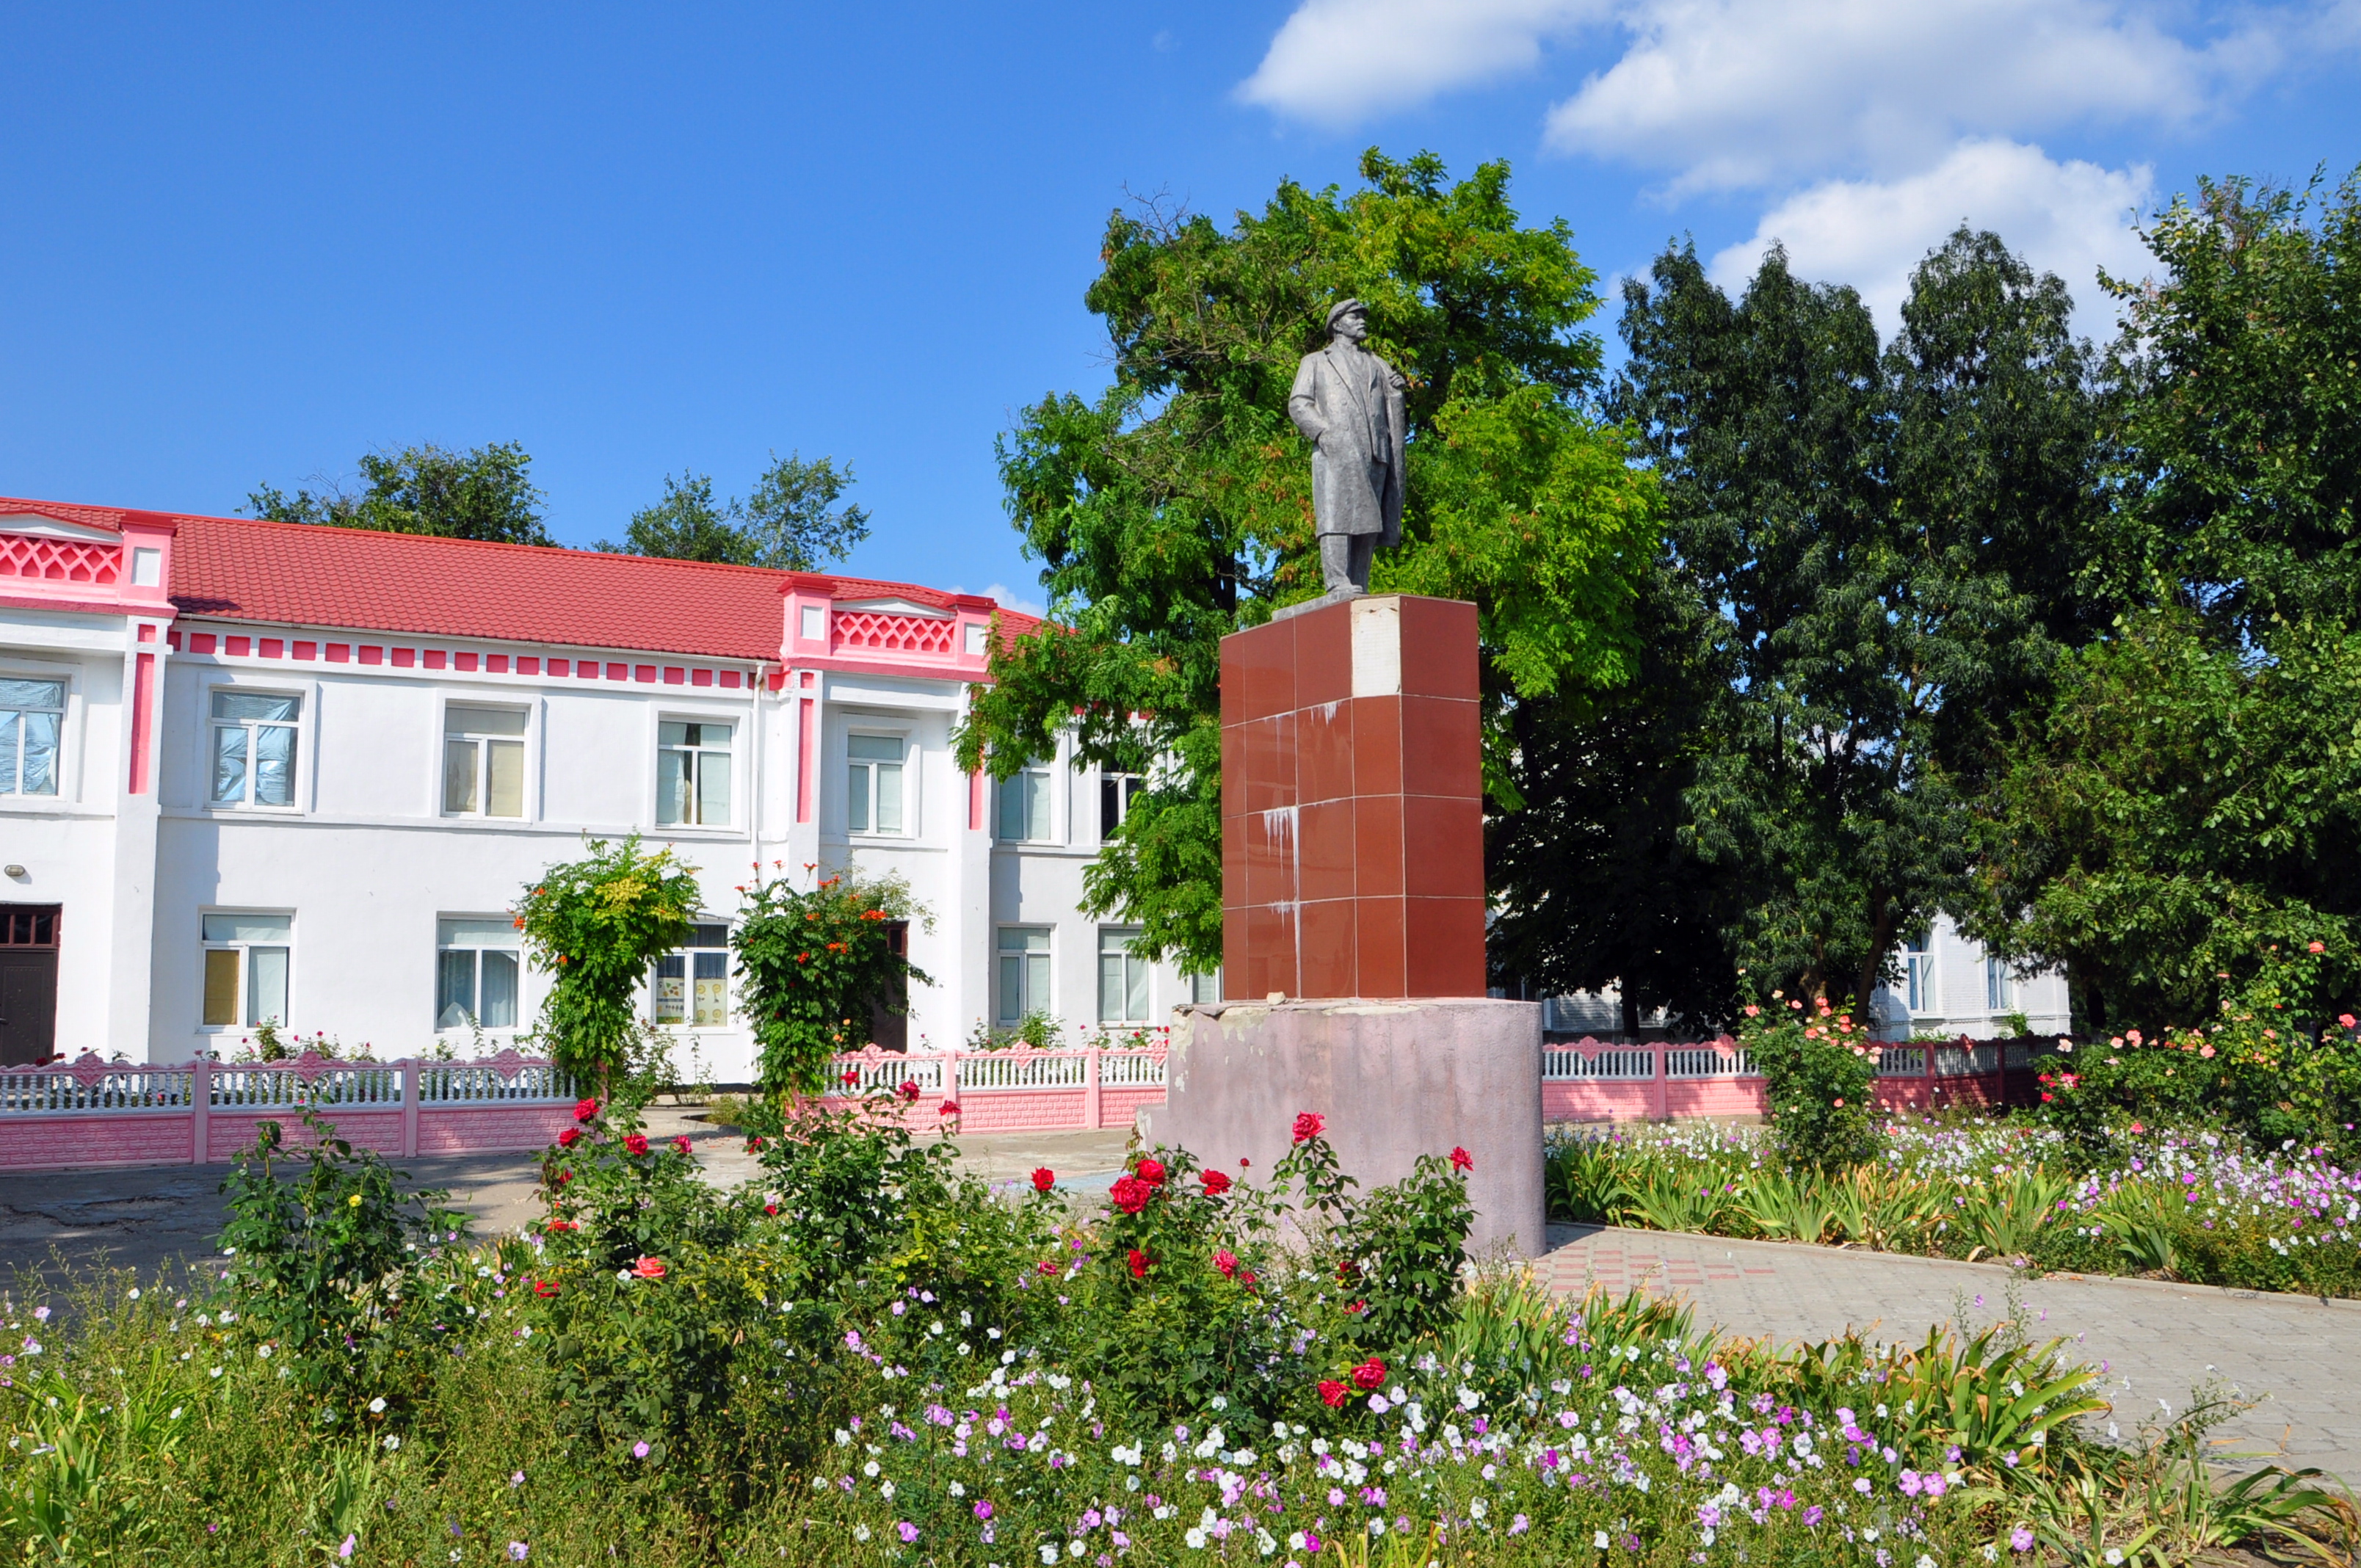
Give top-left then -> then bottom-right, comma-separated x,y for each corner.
1139,996 -> 1545,1257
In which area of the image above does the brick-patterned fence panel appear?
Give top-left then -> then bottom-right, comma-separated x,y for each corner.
1542,1037 -> 2032,1125
0,1050 -> 576,1172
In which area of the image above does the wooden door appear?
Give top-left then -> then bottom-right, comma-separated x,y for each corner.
868,921 -> 910,1053
0,904 -> 61,1067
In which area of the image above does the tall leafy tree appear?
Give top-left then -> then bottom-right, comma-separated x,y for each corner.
2091,168 -> 2361,639
954,150 -> 1660,973
247,441 -> 551,545
600,473 -> 750,564
741,452 -> 872,572
1485,562 -> 1743,1029
600,453 -> 872,571
1611,230 -> 2101,1008
1965,167 -> 2361,1026
1968,611 -> 2361,1030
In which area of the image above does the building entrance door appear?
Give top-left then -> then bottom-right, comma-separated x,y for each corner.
0,905 -> 61,1067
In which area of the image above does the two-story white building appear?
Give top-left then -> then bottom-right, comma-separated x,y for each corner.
0,495 -> 1209,1078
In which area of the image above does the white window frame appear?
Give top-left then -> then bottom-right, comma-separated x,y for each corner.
1098,925 -> 1153,1024
653,922 -> 733,1028
1188,969 -> 1223,1006
846,727 -> 916,838
1985,955 -> 2017,1013
996,925 -> 1052,1026
1098,771 -> 1145,842
654,712 -> 737,830
440,701 -> 534,821
435,916 -> 525,1034
203,680 -> 311,813
1902,931 -> 1936,1016
997,764 -> 1056,844
0,666 -> 72,803
199,910 -> 293,1031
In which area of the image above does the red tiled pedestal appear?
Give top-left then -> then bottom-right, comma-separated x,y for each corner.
1155,595 -> 1542,1255
1220,594 -> 1486,1000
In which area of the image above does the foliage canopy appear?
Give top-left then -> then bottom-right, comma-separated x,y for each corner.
957,149 -> 1658,971
1603,228 -> 2103,1009
598,453 -> 871,571
247,441 -> 552,546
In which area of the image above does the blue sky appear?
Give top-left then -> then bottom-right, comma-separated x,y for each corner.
4,1 -> 2354,609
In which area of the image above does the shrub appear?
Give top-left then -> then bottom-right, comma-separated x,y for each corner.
8,1108 -> 2356,1566
1739,993 -> 1879,1170
736,1080 -> 967,1294
213,1109 -> 470,1413
1333,1147 -> 1476,1342
732,866 -> 931,1092
513,835 -> 703,1089
2034,940 -> 2361,1158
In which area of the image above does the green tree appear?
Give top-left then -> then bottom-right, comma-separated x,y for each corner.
246,441 -> 551,545
956,150 -> 1659,973
2092,167 -> 2361,640
599,453 -> 871,571
514,836 -> 703,1089
742,451 -> 871,572
600,473 -> 752,564
1611,229 -> 2101,1007
1964,167 -> 2361,1028
1484,563 -> 1744,1029
1966,611 -> 2361,1030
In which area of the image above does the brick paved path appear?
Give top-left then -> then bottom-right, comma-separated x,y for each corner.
1537,1224 -> 2361,1479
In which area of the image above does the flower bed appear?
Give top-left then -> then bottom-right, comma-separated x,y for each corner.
1,1095 -> 2350,1564
1548,1117 -> 2361,1299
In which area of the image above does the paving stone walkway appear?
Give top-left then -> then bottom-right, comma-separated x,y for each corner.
0,1110 -> 1136,1289
1537,1224 -> 2361,1480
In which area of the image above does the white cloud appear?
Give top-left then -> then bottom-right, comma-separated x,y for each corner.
965,582 -> 1046,619
1705,139 -> 2156,337
1545,0 -> 2277,194
1236,0 -> 1603,126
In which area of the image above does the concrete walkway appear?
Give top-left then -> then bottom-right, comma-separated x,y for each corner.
1536,1224 -> 2361,1480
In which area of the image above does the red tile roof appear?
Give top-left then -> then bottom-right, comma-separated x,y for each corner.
0,496 -> 1035,660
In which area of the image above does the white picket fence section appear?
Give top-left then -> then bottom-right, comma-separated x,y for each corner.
0,1061 -> 200,1113
1664,1047 -> 1755,1079
0,1049 -> 578,1171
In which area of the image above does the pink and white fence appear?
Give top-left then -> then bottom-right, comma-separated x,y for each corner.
1542,1037 -> 2028,1123
0,1050 -> 578,1171
813,1031 -> 2029,1135
821,1034 -> 1169,1133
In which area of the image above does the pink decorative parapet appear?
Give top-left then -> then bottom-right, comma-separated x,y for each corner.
0,1050 -> 576,1172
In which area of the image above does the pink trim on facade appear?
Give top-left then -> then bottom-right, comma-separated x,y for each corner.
797,697 -> 816,823
128,650 -> 155,794
171,620 -> 759,693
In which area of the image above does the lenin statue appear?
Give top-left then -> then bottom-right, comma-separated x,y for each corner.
1287,298 -> 1407,601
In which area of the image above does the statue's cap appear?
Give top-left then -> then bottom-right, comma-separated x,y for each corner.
1325,298 -> 1366,330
